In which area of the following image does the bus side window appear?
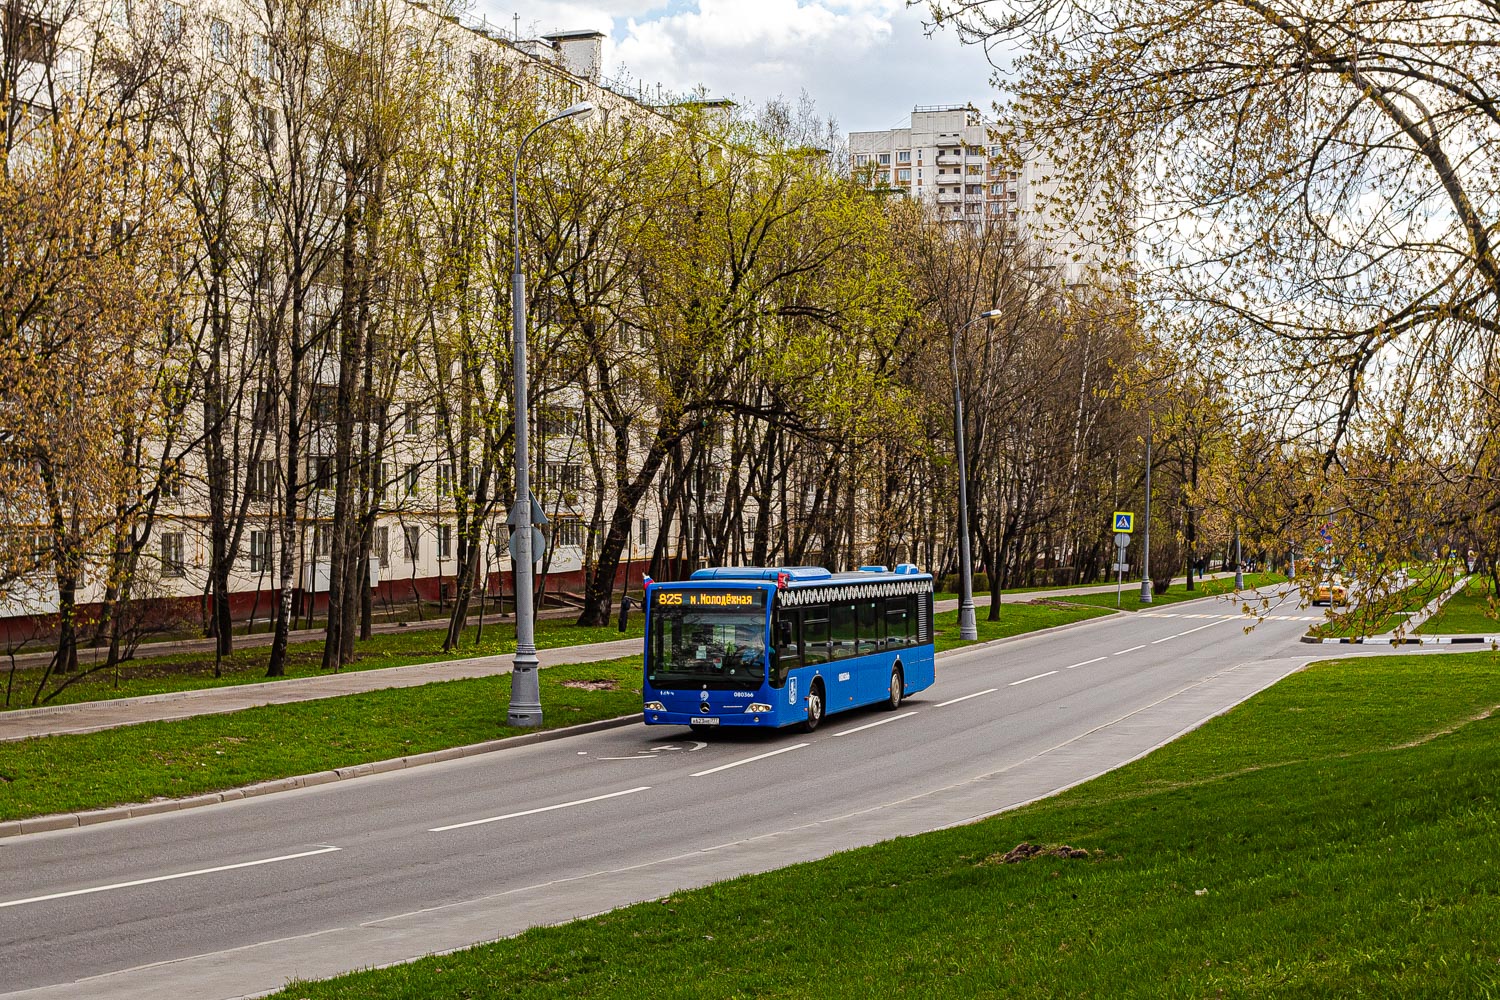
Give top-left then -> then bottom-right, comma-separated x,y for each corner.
803,608 -> 830,665
857,599 -> 879,655
772,609 -> 800,686
830,601 -> 857,660
885,597 -> 909,648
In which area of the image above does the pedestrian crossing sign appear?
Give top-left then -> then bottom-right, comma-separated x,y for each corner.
1113,511 -> 1134,533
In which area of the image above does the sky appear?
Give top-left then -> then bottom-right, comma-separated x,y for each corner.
471,0 -> 1009,135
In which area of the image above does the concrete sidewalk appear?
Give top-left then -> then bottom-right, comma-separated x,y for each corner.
0,572 -> 1237,745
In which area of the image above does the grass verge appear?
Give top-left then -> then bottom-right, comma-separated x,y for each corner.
1,617 -> 643,712
0,658 -> 642,821
1055,572 -> 1285,613
1418,575 -> 1500,635
932,601 -> 1112,653
270,650 -> 1500,999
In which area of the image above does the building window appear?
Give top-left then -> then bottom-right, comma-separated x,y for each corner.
403,404 -> 420,435
249,459 -> 276,500
543,462 -> 582,493
896,168 -> 911,182
210,18 -> 233,62
436,463 -> 453,497
437,524 -> 452,559
374,526 -> 389,568
249,530 -> 272,573
160,0 -> 184,42
308,454 -> 333,491
638,517 -> 650,547
160,462 -> 182,499
209,92 -> 231,134
877,153 -> 890,165
312,523 -> 333,557
251,33 -> 272,79
854,154 -> 867,165
553,518 -> 584,548
897,150 -> 910,163
161,532 -> 185,577
403,525 -> 420,561
253,105 -> 276,153
405,464 -> 420,496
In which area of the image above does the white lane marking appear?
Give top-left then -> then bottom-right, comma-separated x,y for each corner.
429,787 -> 651,832
1151,618 -> 1232,644
690,743 -> 809,778
1114,645 -> 1146,655
596,755 -> 661,761
833,711 -> 917,737
1009,670 -> 1057,686
936,688 -> 997,707
0,846 -> 342,910
1065,656 -> 1106,670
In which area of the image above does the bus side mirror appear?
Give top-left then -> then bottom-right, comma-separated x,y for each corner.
777,621 -> 793,647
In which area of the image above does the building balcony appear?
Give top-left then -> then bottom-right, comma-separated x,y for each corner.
935,191 -> 962,204
936,154 -> 961,166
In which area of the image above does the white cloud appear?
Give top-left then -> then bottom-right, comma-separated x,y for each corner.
471,0 -> 1008,133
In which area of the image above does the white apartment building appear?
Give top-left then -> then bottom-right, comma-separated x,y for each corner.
0,0 -> 685,631
848,105 -> 1109,282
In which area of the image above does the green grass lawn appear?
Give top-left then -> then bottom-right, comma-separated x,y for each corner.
268,650 -> 1500,999
1055,572 -> 1285,613
932,601 -> 1113,653
0,658 -> 644,821
1418,576 -> 1500,635
1,617 -> 644,711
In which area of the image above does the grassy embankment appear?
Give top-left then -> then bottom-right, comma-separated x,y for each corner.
1418,575 -> 1500,636
270,649 -> 1500,999
0,605 -> 1102,822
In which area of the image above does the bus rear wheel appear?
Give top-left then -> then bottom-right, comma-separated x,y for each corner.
801,681 -> 825,733
884,666 -> 904,710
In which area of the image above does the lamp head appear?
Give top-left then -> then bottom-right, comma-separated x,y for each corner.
558,100 -> 595,120
979,308 -> 1003,319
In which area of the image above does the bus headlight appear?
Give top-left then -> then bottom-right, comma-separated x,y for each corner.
746,703 -> 773,714
643,701 -> 666,712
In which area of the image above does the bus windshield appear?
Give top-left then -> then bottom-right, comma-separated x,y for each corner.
649,607 -> 767,689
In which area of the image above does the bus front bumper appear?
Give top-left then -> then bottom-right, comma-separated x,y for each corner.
642,703 -> 777,727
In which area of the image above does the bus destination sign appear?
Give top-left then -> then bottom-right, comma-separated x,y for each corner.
653,588 -> 765,609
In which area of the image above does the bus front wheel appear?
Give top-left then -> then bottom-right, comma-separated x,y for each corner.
802,682 -> 825,733
884,666 -> 904,710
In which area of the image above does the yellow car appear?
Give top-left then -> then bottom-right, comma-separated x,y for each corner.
1313,580 -> 1347,606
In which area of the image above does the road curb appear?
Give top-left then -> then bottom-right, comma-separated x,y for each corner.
0,714 -> 640,841
1299,634 -> 1497,645
0,609 -> 1144,841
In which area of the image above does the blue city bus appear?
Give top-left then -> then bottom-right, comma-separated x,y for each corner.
641,565 -> 936,731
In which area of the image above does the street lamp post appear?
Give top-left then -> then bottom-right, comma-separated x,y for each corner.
951,309 -> 1002,641
506,100 -> 594,728
1141,420 -> 1153,603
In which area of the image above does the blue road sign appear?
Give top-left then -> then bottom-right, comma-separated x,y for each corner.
1113,511 -> 1134,533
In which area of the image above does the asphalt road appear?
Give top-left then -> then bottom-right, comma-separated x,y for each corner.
0,589 -> 1393,999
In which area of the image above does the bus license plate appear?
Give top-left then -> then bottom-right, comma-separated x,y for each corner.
690,717 -> 720,726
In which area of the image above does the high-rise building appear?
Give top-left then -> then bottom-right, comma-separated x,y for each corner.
849,105 -> 1109,282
